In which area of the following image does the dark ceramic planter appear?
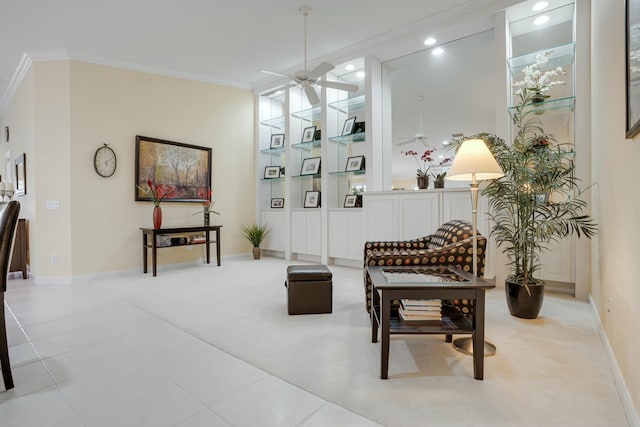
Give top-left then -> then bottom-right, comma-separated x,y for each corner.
505,276 -> 544,319
416,176 -> 429,189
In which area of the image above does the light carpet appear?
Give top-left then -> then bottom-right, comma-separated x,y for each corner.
92,256 -> 628,427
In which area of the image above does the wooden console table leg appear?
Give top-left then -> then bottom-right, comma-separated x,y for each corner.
473,290 -> 486,380
381,292 -> 391,379
151,231 -> 158,277
216,228 -> 221,266
205,230 -> 211,264
142,232 -> 148,274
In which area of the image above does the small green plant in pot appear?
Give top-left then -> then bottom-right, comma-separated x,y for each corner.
241,223 -> 270,260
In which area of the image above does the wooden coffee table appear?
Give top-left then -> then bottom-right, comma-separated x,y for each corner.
366,265 -> 495,380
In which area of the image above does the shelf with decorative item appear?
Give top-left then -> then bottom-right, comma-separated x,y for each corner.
328,170 -> 366,176
260,116 -> 285,130
291,140 -> 322,151
508,96 -> 575,117
328,133 -> 366,144
328,95 -> 366,114
291,106 -> 322,122
260,146 -> 286,155
508,42 -> 575,77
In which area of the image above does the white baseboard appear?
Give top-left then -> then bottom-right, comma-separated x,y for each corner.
590,296 -> 639,427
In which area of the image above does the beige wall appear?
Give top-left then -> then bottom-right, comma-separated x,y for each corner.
592,0 -> 640,418
1,59 -> 255,279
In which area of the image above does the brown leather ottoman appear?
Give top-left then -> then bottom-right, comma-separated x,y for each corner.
285,265 -> 332,315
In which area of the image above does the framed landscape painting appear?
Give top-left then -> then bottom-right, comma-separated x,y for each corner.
135,136 -> 212,203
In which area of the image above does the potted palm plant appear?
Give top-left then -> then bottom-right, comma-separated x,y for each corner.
241,223 -> 270,259
476,51 -> 597,318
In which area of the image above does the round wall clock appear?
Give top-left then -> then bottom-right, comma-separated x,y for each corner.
93,143 -> 117,177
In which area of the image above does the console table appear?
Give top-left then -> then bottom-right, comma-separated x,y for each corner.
141,225 -> 222,277
367,265 -> 495,380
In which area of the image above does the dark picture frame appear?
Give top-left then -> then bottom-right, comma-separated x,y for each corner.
270,133 -> 285,149
135,135 -> 212,203
341,116 -> 357,136
14,153 -> 25,196
302,126 -> 317,143
345,155 -> 365,172
627,0 -> 640,137
271,198 -> 284,208
304,191 -> 320,208
300,157 -> 321,176
344,194 -> 359,208
264,166 -> 281,179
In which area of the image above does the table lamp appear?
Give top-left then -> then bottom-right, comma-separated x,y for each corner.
446,138 -> 504,356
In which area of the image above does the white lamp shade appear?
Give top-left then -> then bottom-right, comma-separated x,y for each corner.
446,138 -> 504,181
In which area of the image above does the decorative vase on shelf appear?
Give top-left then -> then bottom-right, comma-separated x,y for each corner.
153,206 -> 162,229
204,211 -> 210,226
416,176 -> 429,189
434,180 -> 445,189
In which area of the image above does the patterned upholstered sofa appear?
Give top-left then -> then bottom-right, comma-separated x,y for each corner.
363,219 -> 486,317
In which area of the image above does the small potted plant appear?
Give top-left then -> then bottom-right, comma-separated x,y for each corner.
402,148 -> 437,189
431,157 -> 452,188
241,223 -> 270,259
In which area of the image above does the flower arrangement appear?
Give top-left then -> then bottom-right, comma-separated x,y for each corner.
402,149 -> 452,179
193,188 -> 221,216
136,180 -> 174,207
512,50 -> 566,103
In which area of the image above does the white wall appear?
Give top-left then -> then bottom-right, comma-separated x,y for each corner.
591,0 -> 640,420
1,59 -> 255,279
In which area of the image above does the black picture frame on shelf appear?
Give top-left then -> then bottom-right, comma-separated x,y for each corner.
341,117 -> 357,136
302,126 -> 317,143
264,166 -> 281,179
300,157 -> 321,176
627,0 -> 640,137
271,198 -> 284,208
345,155 -> 365,172
344,194 -> 361,208
270,133 -> 285,149
304,191 -> 320,208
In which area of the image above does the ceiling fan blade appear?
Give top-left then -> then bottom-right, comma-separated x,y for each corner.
307,62 -> 335,80
260,69 -> 294,79
304,85 -> 320,105
316,80 -> 359,92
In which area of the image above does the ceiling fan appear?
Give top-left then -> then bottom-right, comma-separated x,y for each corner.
395,96 -> 430,146
261,7 -> 359,105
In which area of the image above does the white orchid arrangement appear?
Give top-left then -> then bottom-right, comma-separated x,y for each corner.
512,51 -> 566,102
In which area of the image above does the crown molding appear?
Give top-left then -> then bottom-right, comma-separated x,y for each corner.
0,48 -> 250,117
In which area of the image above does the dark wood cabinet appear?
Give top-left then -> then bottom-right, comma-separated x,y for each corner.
9,219 -> 27,279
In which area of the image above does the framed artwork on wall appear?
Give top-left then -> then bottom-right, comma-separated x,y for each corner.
271,198 -> 284,208
135,135 -> 212,203
627,0 -> 640,137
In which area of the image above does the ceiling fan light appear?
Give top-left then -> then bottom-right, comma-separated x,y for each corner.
534,15 -> 549,25
424,37 -> 437,46
532,1 -> 549,12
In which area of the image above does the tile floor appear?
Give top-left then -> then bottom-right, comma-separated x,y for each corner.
0,256 -> 631,427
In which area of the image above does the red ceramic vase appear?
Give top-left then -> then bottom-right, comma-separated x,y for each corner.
153,206 -> 162,229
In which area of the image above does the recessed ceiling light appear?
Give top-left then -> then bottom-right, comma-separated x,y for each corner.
345,64 -> 355,71
356,71 -> 366,78
424,37 -> 437,46
534,15 -> 549,25
532,1 -> 549,12
432,47 -> 444,56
